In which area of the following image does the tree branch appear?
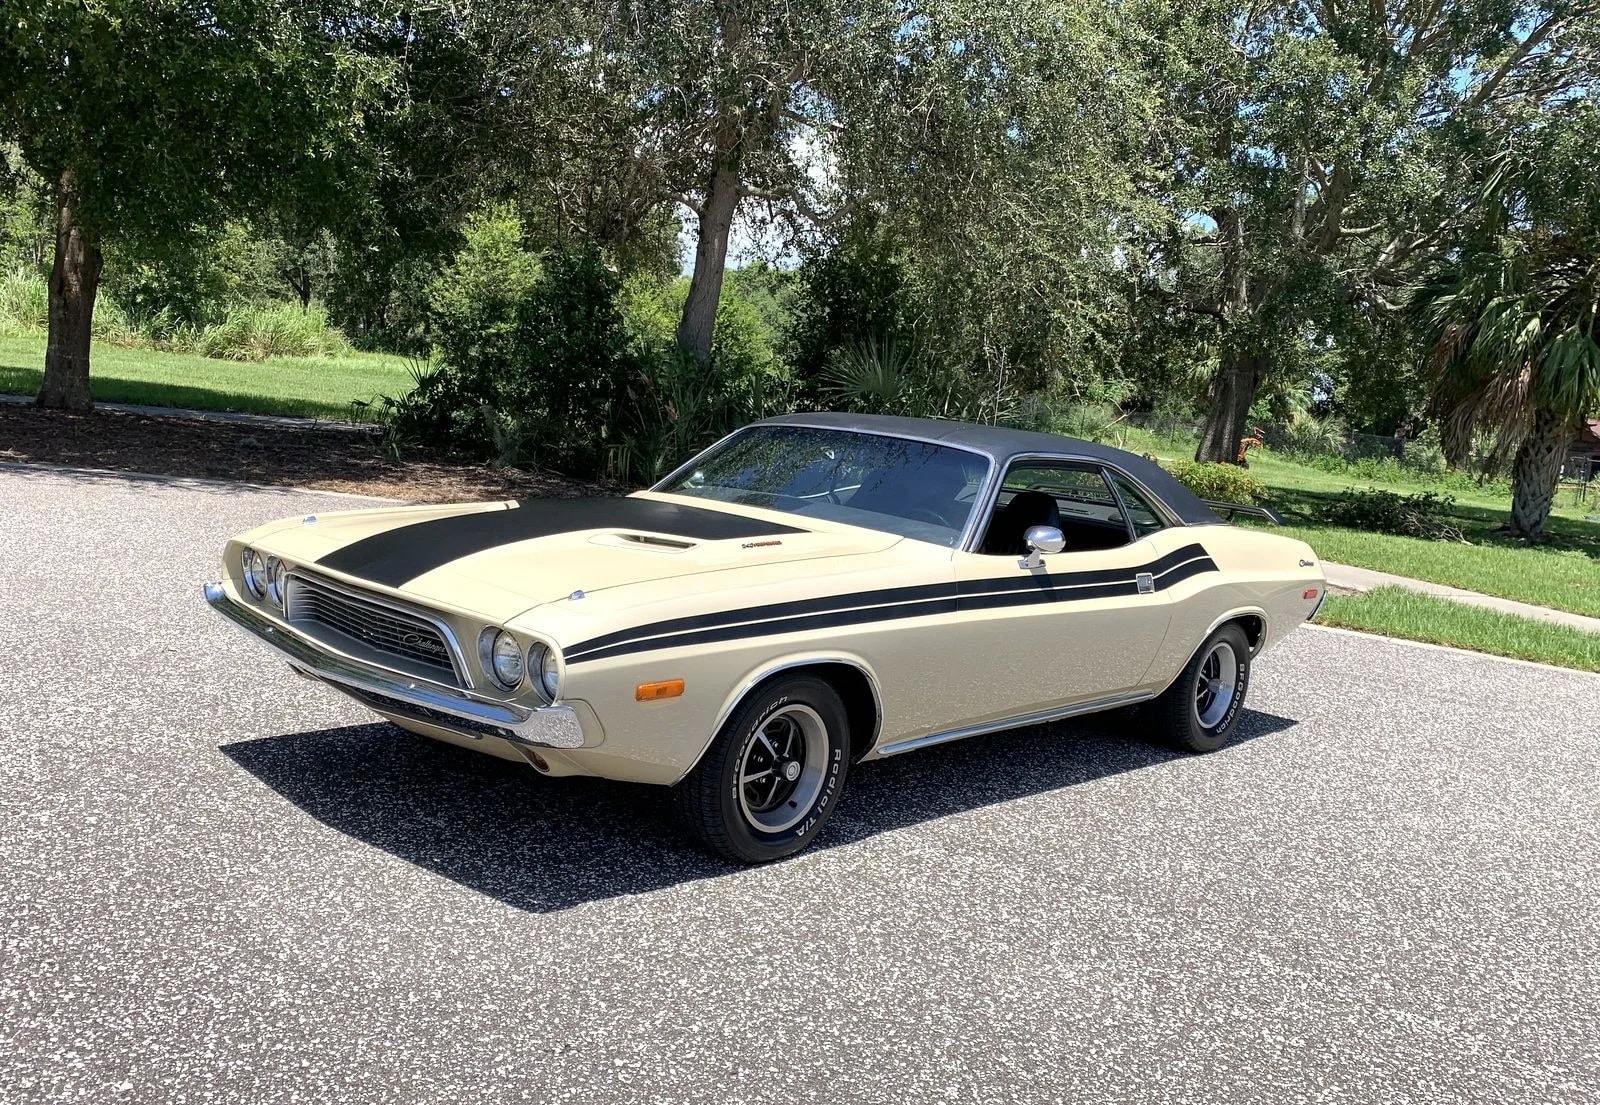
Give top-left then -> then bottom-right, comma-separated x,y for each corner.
1468,12 -> 1564,109
781,107 -> 843,132
666,192 -> 704,217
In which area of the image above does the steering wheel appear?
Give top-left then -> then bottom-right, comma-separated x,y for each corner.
906,506 -> 952,528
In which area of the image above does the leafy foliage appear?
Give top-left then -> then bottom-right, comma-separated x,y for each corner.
387,220 -> 635,473
1412,98 -> 1600,538
0,267 -> 47,336
1161,460 -> 1267,505
1314,489 -> 1465,542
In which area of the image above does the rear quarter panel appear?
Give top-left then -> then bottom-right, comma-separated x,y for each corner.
1144,525 -> 1325,693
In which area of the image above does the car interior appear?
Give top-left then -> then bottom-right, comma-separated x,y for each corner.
979,463 -> 1164,556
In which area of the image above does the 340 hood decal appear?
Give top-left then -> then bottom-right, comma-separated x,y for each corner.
315,497 -> 804,588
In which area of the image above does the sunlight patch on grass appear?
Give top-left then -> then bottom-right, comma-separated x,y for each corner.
0,336 -> 418,420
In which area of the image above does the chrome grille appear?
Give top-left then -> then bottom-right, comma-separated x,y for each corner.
287,572 -> 460,684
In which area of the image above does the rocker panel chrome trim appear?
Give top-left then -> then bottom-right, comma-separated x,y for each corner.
874,690 -> 1156,758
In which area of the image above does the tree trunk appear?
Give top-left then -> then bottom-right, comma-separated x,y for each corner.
286,266 -> 312,309
675,162 -> 741,368
37,170 -> 102,412
1508,406 -> 1571,540
1195,349 -> 1265,464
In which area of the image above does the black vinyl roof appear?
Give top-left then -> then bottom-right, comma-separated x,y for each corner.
758,413 -> 1225,527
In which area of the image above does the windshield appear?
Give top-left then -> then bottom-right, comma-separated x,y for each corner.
658,425 -> 990,548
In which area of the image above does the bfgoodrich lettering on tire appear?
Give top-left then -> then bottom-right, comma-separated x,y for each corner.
674,675 -> 851,864
1153,623 -> 1252,754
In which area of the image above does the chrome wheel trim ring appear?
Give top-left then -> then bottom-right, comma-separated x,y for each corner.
737,704 -> 829,834
1193,641 -> 1239,731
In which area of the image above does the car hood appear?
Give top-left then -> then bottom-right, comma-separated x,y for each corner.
257,493 -> 902,619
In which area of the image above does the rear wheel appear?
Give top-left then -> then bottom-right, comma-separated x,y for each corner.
1152,624 -> 1252,753
674,675 -> 851,863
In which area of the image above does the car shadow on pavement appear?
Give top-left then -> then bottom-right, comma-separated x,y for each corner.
220,708 -> 1298,914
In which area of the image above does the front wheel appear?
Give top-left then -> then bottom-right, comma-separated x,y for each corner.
1151,624 -> 1252,753
674,675 -> 852,863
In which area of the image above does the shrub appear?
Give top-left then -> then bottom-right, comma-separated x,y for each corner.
1162,460 -> 1267,504
427,203 -> 544,403
1313,488 -> 1465,541
824,336 -> 916,415
1263,413 -> 1348,459
1400,426 -> 1447,474
620,272 -> 786,389
0,267 -> 46,335
385,229 -> 637,474
189,303 -> 349,361
609,348 -> 793,485
1051,401 -> 1125,444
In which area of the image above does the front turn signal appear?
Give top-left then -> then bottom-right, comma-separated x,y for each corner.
636,679 -> 685,702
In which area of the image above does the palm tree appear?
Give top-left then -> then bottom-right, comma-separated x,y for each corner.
1413,154 -> 1600,541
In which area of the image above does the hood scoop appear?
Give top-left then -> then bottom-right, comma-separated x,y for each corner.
592,532 -> 699,553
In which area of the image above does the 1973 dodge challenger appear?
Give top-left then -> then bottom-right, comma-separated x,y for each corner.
206,414 -> 1326,862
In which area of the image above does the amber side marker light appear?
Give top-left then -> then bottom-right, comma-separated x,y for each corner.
636,679 -> 686,702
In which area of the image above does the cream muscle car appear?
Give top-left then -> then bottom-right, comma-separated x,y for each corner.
205,414 -> 1327,862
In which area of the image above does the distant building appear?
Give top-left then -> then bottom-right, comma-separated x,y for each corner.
1571,419 -> 1600,480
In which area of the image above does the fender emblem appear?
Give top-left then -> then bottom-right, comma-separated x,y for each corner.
742,540 -> 783,549
1136,572 -> 1155,594
1299,559 -> 1316,567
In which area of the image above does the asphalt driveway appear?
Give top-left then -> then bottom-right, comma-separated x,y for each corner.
2,462 -> 1596,1104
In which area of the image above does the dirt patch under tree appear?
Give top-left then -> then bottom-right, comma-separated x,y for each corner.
0,404 -> 608,502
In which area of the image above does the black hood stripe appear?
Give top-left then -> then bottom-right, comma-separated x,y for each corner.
315,497 -> 803,589
567,545 -> 1218,664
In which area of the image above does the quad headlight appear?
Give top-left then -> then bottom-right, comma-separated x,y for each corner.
242,548 -> 269,600
265,556 -> 287,608
484,630 -> 525,689
241,548 -> 288,607
530,642 -> 560,702
480,629 -> 561,699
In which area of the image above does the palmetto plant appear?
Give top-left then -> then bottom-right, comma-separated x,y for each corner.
824,335 -> 916,415
1413,149 -> 1600,541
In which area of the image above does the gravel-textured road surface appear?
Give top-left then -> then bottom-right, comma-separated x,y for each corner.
3,462 -> 1597,1105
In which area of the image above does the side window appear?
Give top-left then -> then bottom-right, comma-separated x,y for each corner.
1106,472 -> 1166,540
980,461 -> 1132,554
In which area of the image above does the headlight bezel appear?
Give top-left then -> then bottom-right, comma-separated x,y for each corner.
483,629 -> 526,690
530,642 -> 561,702
265,555 -> 287,608
242,547 -> 269,600
480,628 -> 562,701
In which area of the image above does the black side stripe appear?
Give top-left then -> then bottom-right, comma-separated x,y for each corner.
565,543 -> 1211,662
566,546 -> 1218,665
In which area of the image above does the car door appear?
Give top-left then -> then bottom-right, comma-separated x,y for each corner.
945,458 -> 1179,727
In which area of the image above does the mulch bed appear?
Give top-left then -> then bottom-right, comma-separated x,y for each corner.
0,404 -> 609,503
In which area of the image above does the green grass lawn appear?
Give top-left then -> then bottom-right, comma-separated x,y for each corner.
1275,523 -> 1600,619
0,335 -> 417,420
1118,422 -> 1600,620
1320,587 -> 1600,673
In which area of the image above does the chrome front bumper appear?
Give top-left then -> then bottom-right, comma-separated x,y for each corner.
203,582 -> 586,749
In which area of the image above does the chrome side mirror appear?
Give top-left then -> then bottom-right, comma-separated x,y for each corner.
1019,525 -> 1065,569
